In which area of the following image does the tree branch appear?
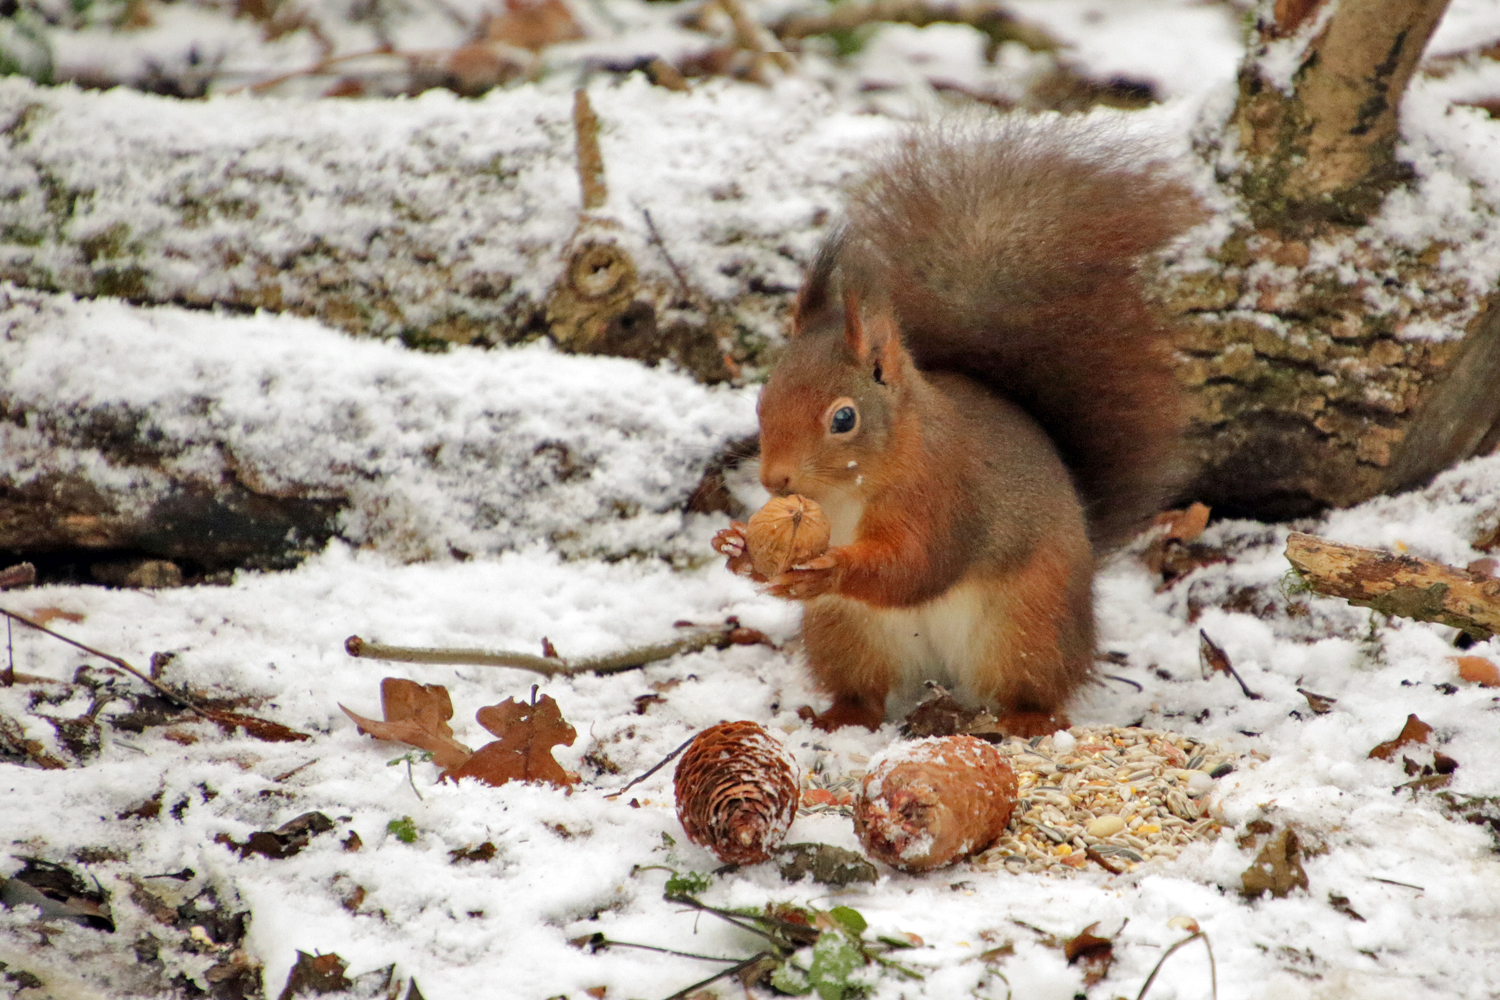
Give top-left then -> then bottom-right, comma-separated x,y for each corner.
1284,531 -> 1500,638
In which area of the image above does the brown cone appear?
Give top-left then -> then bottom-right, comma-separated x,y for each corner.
854,735 -> 1017,872
673,721 -> 800,865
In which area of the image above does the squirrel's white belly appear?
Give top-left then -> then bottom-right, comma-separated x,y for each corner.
859,578 -> 993,710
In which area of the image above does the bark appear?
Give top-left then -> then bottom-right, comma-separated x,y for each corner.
1163,0 -> 1500,519
0,79 -> 825,383
1285,531 -> 1500,638
1228,0 -> 1448,228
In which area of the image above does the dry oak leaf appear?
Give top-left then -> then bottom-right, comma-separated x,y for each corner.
1240,827 -> 1309,899
340,678 -> 473,770
441,692 -> 577,788
1368,713 -> 1433,761
1063,922 -> 1115,988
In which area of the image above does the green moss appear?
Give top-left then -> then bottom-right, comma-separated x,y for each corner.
92,264 -> 149,298
386,816 -> 418,844
398,327 -> 452,353
0,224 -> 46,246
79,221 -> 132,263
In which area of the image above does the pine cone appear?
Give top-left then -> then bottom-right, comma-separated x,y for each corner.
746,495 -> 831,579
674,721 -> 800,865
854,736 -> 1016,872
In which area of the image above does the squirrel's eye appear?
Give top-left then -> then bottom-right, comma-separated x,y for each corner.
830,406 -> 857,434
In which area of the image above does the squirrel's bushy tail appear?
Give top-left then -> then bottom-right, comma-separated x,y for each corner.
824,119 -> 1202,551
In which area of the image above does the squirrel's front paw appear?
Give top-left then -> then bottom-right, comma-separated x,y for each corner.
711,522 -> 756,578
766,553 -> 840,601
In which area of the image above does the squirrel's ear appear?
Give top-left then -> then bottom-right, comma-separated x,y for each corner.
843,291 -> 906,384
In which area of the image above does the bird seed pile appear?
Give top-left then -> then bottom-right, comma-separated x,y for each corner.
802,727 -> 1242,876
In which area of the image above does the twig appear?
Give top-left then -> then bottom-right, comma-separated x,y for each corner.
642,208 -> 695,302
1285,531 -> 1500,639
1136,931 -> 1216,1000
716,0 -> 794,76
659,951 -> 775,1000
0,606 -> 210,719
605,732 -> 698,799
344,624 -> 750,676
1366,875 -> 1424,891
1198,630 -> 1261,701
771,0 -> 1055,51
579,934 -> 740,963
573,88 -> 608,212
664,894 -> 819,948
229,45 -> 403,94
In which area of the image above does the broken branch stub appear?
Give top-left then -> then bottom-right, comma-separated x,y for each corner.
1228,0 -> 1450,230
1284,531 -> 1500,638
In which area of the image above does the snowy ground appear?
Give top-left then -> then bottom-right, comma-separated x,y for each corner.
3,429 -> 1500,999
5,0 -> 1500,998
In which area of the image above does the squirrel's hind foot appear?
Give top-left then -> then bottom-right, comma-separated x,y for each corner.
798,693 -> 886,732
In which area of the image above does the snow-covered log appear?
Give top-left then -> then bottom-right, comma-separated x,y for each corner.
0,76 -> 890,381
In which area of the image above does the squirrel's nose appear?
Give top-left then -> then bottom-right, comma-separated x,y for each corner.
760,463 -> 792,496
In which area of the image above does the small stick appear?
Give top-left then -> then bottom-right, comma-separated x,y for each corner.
1285,531 -> 1500,639
344,624 -> 748,677
579,934 -> 740,963
573,89 -> 608,211
1136,931 -> 1216,1000
1198,630 -> 1261,701
233,45 -> 404,94
716,0 -> 795,74
659,951 -> 775,1000
605,732 -> 698,799
642,208 -> 695,302
0,606 -> 210,719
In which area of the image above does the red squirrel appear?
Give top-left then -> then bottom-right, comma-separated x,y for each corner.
713,120 -> 1201,735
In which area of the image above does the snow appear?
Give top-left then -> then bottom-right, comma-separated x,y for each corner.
3,0 -> 1500,997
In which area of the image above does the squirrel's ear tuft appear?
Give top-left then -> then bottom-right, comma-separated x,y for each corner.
844,292 -> 906,383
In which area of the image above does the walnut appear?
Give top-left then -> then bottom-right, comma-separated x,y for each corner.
745,495 -> 831,579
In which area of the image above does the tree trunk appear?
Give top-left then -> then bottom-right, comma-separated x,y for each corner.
1163,0 -> 1500,520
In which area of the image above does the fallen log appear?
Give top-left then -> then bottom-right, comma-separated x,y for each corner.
1284,531 -> 1500,639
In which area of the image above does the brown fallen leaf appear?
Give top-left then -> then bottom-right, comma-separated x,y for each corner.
278,951 -> 351,1000
1454,655 -> 1500,688
1297,688 -> 1337,715
1368,713 -> 1433,761
485,0 -> 583,51
441,689 -> 577,788
1062,922 -> 1115,987
1154,502 -> 1211,542
206,709 -> 312,744
1240,827 -> 1309,899
28,607 -> 85,626
900,684 -> 982,739
340,678 -> 473,770
216,812 -> 335,860
1328,893 -> 1365,921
